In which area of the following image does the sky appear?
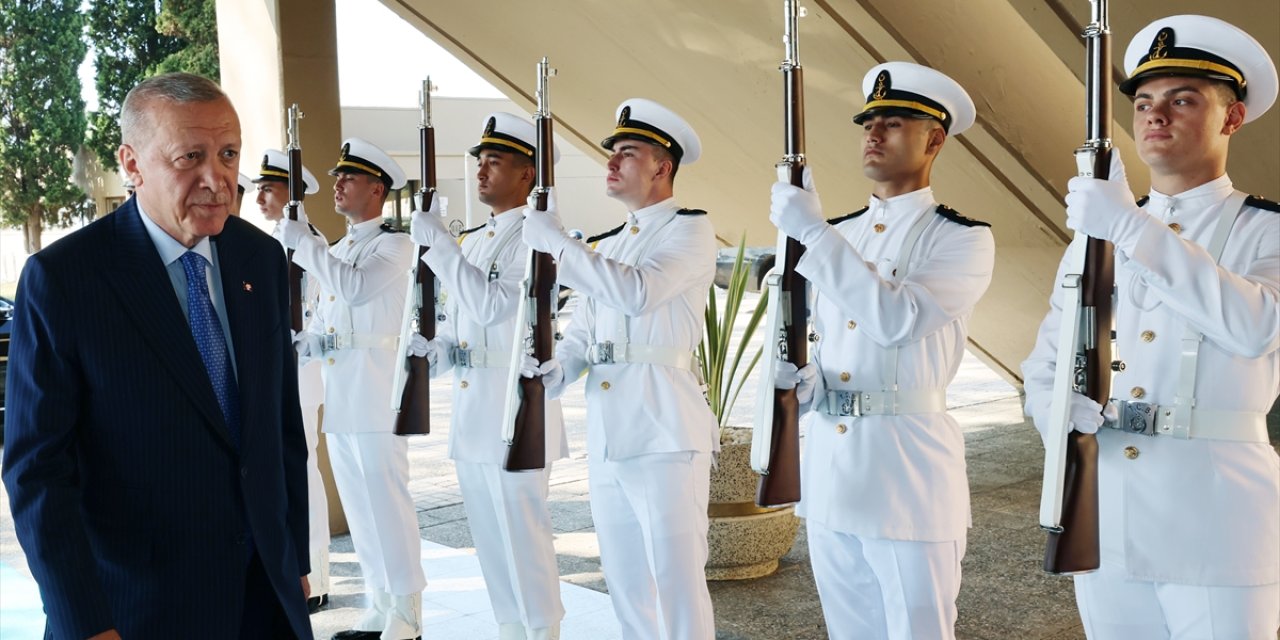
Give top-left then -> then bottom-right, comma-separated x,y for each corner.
78,0 -> 501,111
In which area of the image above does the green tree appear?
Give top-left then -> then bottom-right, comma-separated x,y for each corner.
153,0 -> 220,80
84,0 -> 182,171
0,0 -> 88,253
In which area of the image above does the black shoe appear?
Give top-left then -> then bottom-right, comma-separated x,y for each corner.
307,593 -> 329,614
330,631 -> 380,640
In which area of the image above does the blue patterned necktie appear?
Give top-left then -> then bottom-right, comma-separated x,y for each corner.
179,251 -> 242,449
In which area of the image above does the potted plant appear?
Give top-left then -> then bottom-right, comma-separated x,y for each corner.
698,237 -> 801,580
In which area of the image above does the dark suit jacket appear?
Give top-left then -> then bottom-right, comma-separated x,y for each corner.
2,199 -> 313,639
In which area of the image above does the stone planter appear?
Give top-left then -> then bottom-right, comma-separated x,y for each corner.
705,428 -> 801,580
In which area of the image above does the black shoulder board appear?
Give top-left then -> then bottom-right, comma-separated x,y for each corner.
457,223 -> 487,238
677,208 -> 707,216
1245,195 -> 1280,213
935,205 -> 990,228
1136,195 -> 1150,207
379,222 -> 407,234
587,222 -> 627,244
827,206 -> 869,225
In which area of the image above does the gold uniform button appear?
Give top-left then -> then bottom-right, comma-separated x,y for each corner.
1167,222 -> 1182,233
630,226 -> 640,235
1140,330 -> 1156,342
847,320 -> 857,329
328,295 -> 336,302
839,372 -> 851,383
459,341 -> 468,349
835,423 -> 848,434
486,230 -> 495,238
347,239 -> 355,246
1123,446 -> 1139,460
460,380 -> 469,389
327,357 -> 335,365
327,327 -> 335,334
1130,386 -> 1146,399
873,223 -> 886,233
600,381 -> 611,390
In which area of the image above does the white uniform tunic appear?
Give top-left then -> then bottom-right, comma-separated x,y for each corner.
425,206 -> 568,632
291,216 -> 425,597
1023,176 -> 1280,588
555,197 -> 719,640
796,188 -> 994,541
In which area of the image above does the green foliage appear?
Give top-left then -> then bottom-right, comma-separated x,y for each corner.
84,0 -> 183,171
697,236 -> 769,430
153,0 -> 220,80
0,0 -> 89,235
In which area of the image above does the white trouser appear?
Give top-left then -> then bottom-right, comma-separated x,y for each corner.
1075,562 -> 1280,639
302,401 -> 331,594
807,521 -> 965,640
328,432 -> 426,596
589,451 -> 714,640
455,460 -> 565,630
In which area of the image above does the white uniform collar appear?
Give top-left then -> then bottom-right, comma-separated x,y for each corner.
490,205 -> 524,229
866,186 -> 935,219
346,216 -> 384,239
627,196 -> 679,226
1146,174 -> 1234,219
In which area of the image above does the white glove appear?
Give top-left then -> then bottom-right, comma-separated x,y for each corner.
1064,153 -> 1151,254
409,194 -> 451,249
273,201 -> 313,250
775,360 -> 819,406
522,188 -> 570,258
292,330 -> 323,360
407,334 -> 436,364
520,355 -> 567,399
769,166 -> 829,246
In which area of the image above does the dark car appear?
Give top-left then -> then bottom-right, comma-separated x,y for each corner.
713,246 -> 776,293
0,295 -> 11,440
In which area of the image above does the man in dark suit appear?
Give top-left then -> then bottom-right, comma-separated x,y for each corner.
2,72 -> 313,639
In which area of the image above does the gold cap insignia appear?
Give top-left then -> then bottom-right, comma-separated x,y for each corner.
1149,27 -> 1173,61
260,154 -> 270,170
872,70 -> 890,100
483,116 -> 495,137
618,105 -> 631,127
340,142 -> 351,159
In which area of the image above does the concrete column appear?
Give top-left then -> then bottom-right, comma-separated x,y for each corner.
216,0 -> 349,535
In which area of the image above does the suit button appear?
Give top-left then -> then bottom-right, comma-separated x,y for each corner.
1140,330 -> 1155,342
240,467 -> 249,478
1167,222 -> 1182,233
601,381 -> 611,390
847,320 -> 857,329
1130,386 -> 1145,399
1123,446 -> 1139,460
839,372 -> 850,383
460,380 -> 469,389
835,423 -> 848,434
327,357 -> 335,366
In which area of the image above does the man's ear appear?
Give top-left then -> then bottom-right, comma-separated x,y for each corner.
925,126 -> 947,157
654,157 -> 674,182
118,144 -> 142,188
1222,100 -> 1247,136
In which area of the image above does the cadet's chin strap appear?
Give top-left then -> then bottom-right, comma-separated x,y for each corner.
1168,191 -> 1247,438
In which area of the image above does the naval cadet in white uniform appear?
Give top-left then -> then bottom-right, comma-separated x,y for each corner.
769,62 -> 995,639
1023,15 -> 1280,639
522,99 -> 719,639
407,113 -> 569,640
274,138 -> 425,640
253,149 -> 332,613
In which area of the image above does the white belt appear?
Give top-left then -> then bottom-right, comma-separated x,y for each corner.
586,341 -> 694,371
1103,400 -> 1269,443
817,389 -> 947,417
452,346 -> 509,369
320,332 -> 398,353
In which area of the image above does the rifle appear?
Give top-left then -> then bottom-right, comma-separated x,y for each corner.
1039,0 -> 1113,575
751,0 -> 806,508
501,57 -> 557,472
391,78 -> 438,436
285,104 -> 306,334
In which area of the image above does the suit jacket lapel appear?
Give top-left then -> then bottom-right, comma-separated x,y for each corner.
213,218 -> 269,456
103,200 -> 236,451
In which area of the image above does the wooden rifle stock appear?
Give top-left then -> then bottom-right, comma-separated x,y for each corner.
394,80 -> 438,436
285,104 -> 305,334
1043,0 -> 1112,574
756,0 -> 806,508
505,58 -> 556,472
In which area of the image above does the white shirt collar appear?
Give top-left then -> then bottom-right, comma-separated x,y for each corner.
867,186 -> 935,219
628,197 -> 680,223
347,216 -> 384,239
136,199 -> 214,266
1146,174 -> 1234,218
490,206 -> 524,228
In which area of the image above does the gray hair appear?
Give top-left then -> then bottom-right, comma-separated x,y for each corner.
120,73 -> 227,145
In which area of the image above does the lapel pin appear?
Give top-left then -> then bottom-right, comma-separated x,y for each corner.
242,281 -> 253,292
